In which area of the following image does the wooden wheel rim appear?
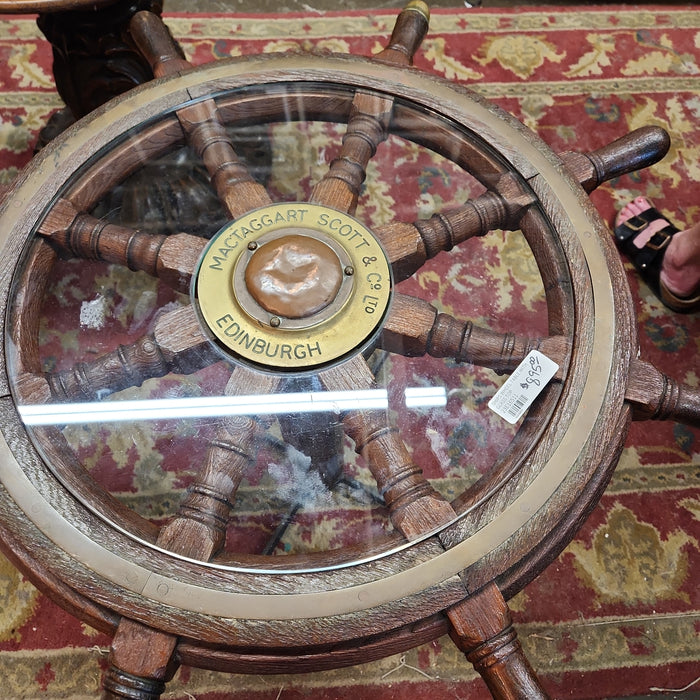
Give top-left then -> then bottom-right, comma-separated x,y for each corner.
0,53 -> 634,650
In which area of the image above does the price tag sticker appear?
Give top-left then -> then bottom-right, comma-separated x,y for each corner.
488,350 -> 559,424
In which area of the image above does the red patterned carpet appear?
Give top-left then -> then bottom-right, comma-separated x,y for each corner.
0,5 -> 699,699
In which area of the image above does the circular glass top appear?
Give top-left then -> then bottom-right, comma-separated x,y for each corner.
5,76 -> 572,575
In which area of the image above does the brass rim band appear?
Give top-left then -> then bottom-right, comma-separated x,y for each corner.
0,54 -> 628,627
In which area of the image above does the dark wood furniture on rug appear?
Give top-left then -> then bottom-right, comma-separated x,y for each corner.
0,0 -> 163,143
0,3 -> 698,698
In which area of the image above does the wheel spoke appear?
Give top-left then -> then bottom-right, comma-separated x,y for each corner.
376,181 -> 536,283
379,293 -> 567,375
38,199 -> 207,293
157,368 -> 280,561
276,376 -> 345,489
35,305 -> 214,403
558,126 -> 670,194
308,91 -> 392,214
319,354 -> 456,540
448,583 -> 550,699
309,2 -> 429,214
130,11 -> 271,218
626,358 -> 700,427
377,127 -> 671,283
376,1 -> 432,67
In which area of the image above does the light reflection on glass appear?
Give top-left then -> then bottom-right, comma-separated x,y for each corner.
19,387 -> 447,425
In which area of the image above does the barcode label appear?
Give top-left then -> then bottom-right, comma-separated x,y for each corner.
488,350 -> 559,424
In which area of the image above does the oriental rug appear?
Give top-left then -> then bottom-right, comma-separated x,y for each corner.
0,5 -> 699,700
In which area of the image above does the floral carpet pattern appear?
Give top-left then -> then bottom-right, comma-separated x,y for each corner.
0,5 -> 699,699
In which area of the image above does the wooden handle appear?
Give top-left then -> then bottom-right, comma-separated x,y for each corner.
378,0 -> 430,66
310,1 -> 430,213
103,620 -> 177,700
561,125 -> 670,193
130,11 -> 190,78
131,12 -> 271,217
449,583 -> 550,700
626,358 -> 700,427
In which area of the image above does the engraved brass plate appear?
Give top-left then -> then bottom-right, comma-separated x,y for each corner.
196,203 -> 392,370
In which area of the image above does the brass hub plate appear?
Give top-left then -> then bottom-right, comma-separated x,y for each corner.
196,203 -> 392,371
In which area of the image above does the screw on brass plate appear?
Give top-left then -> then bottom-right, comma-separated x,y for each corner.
248,241 -> 258,251
270,316 -> 281,327
344,266 -> 355,276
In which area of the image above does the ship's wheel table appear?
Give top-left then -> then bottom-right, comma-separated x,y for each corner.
0,4 -> 696,699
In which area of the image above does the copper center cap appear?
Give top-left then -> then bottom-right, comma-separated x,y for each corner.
244,234 -> 343,319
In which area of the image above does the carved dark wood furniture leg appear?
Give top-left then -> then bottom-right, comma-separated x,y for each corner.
0,0 -> 165,143
37,0 -> 163,117
0,3 -> 697,699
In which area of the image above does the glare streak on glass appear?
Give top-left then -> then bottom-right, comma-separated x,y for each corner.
404,387 -> 447,408
18,387 -> 447,425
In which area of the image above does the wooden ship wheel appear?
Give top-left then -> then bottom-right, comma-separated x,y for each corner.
0,3 -> 698,698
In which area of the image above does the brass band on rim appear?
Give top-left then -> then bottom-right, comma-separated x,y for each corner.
0,53 -> 623,629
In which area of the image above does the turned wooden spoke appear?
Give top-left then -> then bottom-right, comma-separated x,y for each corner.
319,355 -> 455,540
173,97 -> 272,218
559,125 -> 670,194
376,0 -> 431,67
130,11 -> 271,218
38,198 -> 206,293
308,92 -> 391,214
103,620 -> 178,700
380,293 -> 567,376
376,175 -> 535,282
309,2 -> 429,214
448,583 -> 550,699
625,358 -> 700,427
157,368 -> 280,561
377,127 -> 671,283
45,305 -> 214,402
